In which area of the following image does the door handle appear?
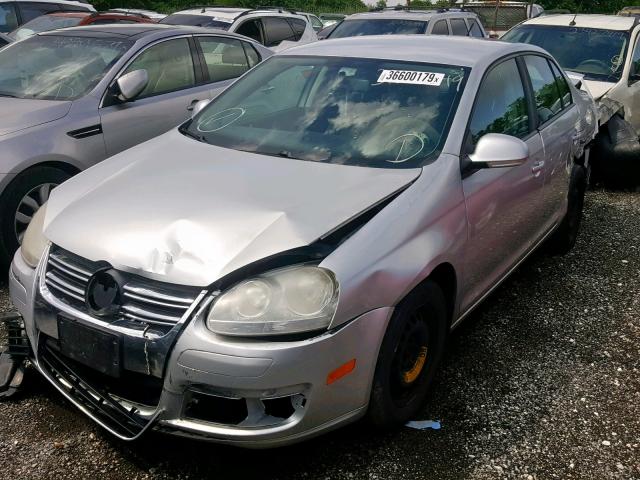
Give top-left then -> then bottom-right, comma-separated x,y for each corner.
532,160 -> 545,174
186,99 -> 200,112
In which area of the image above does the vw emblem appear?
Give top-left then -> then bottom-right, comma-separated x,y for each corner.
85,270 -> 121,317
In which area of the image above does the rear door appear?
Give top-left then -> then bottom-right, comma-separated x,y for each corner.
100,37 -> 212,156
522,54 -> 576,229
460,56 -> 547,310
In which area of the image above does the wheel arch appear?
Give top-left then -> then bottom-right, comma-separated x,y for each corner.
408,262 -> 458,329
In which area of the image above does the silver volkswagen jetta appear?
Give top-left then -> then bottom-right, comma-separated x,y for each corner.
0,24 -> 271,269
7,36 -> 596,447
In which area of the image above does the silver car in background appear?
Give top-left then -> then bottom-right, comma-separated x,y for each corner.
0,24 -> 271,268
9,36 -> 596,447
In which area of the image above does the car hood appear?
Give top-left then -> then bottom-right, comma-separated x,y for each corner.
44,129 -> 420,286
0,98 -> 72,137
581,79 -> 614,101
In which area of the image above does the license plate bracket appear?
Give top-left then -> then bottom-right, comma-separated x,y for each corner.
57,317 -> 121,378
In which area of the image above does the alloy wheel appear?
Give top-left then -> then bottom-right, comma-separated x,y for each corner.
14,182 -> 57,244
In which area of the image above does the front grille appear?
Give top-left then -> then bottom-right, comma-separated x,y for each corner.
39,338 -> 158,439
45,246 -> 200,332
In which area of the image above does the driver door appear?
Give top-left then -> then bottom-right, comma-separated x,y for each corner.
100,37 -> 212,157
460,57 -> 548,311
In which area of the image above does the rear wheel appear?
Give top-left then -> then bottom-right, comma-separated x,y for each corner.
0,167 -> 70,270
547,163 -> 587,255
367,280 -> 448,428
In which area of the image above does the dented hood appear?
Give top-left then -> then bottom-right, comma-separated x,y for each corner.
0,98 -> 71,137
44,129 -> 420,286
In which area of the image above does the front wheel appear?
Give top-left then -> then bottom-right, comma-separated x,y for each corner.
367,280 -> 448,429
547,163 -> 587,255
0,166 -> 70,270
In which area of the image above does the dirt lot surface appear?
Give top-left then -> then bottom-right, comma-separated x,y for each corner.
0,189 -> 638,480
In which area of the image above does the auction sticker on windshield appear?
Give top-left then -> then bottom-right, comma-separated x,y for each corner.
377,70 -> 445,86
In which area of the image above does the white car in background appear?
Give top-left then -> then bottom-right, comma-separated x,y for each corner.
160,6 -> 317,50
503,14 -> 640,184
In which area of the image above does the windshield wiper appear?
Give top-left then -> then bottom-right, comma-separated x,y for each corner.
277,150 -> 301,160
0,92 -> 18,98
178,124 -> 205,143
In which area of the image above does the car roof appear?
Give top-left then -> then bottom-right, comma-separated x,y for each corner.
523,14 -> 637,31
346,9 -> 477,21
169,7 -> 306,21
37,23 -> 251,40
279,35 -> 544,67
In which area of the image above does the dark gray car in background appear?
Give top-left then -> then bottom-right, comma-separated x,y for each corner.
0,24 -> 271,269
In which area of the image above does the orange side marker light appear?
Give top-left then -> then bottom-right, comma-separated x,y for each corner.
326,359 -> 356,385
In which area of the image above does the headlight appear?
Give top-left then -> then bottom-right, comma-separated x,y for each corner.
20,203 -> 48,268
206,265 -> 339,337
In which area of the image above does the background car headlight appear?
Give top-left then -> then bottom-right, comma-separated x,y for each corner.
20,203 -> 48,268
206,265 -> 339,337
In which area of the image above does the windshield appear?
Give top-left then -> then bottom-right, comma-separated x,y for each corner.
329,19 -> 428,38
10,15 -> 84,40
0,35 -> 131,100
184,56 -> 468,169
502,25 -> 630,82
160,14 -> 232,29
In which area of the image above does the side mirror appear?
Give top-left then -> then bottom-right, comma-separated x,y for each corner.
191,99 -> 211,118
116,69 -> 148,102
469,133 -> 528,168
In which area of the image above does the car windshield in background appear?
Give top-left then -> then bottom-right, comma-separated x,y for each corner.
10,15 -> 84,40
160,14 -> 232,29
0,36 -> 131,100
186,56 -> 468,169
502,25 -> 630,82
329,19 -> 429,38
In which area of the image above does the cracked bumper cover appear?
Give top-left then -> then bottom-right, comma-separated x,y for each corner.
9,250 -> 392,447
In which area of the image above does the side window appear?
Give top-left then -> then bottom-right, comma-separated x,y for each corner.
197,36 -> 249,82
123,38 -> 195,98
310,15 -> 323,30
450,18 -> 468,36
629,39 -> 640,83
287,17 -> 306,41
0,2 -> 18,32
467,19 -> 483,38
262,16 -> 296,46
549,60 -> 572,108
242,42 -> 260,67
235,19 -> 262,44
431,19 -> 449,35
469,58 -> 529,144
17,2 -> 59,23
524,55 -> 563,124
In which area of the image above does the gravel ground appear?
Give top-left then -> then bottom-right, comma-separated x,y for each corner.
0,189 -> 638,480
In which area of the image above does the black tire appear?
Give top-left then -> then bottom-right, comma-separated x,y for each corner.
367,280 -> 448,429
0,167 -> 70,271
547,163 -> 587,255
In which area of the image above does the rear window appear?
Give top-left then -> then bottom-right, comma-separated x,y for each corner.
11,14 -> 83,40
160,14 -> 231,30
329,19 -> 428,38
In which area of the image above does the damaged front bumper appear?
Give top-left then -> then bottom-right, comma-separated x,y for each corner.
9,246 -> 391,448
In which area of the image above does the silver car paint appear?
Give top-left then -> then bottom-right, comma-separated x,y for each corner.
0,25 -> 272,193
9,36 -> 597,447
